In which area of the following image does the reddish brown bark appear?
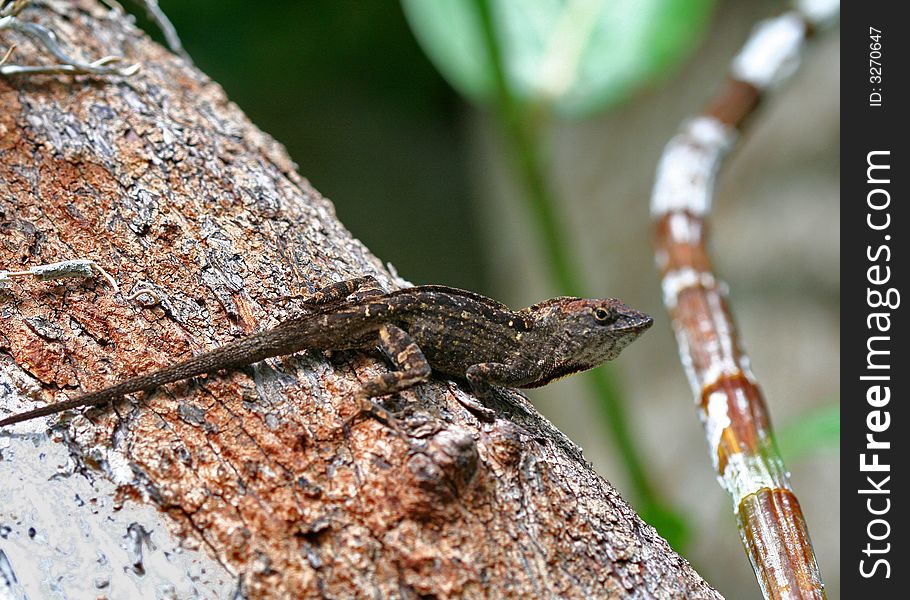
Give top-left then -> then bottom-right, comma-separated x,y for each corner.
1,3 -> 721,598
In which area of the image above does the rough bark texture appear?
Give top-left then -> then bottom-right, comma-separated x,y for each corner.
0,2 -> 721,598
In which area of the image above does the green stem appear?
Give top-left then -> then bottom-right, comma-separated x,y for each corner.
472,0 -> 685,547
471,2 -> 576,297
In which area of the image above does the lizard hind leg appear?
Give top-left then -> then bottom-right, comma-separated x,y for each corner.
307,275 -> 386,308
274,275 -> 387,314
345,324 -> 431,433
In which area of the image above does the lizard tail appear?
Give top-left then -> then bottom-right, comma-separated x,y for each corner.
0,394 -> 111,427
0,334 -> 288,428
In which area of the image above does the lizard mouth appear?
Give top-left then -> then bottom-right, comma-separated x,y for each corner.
618,310 -> 654,333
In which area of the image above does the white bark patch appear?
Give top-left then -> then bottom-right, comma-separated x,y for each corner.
651,117 -> 735,217
704,391 -> 732,471
0,435 -> 235,599
660,267 -> 718,309
722,450 -> 791,509
731,13 -> 806,89
797,0 -> 840,28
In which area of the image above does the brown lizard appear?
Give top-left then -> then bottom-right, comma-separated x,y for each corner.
0,276 -> 652,428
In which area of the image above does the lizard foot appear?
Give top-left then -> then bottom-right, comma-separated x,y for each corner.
453,393 -> 496,422
343,394 -> 406,438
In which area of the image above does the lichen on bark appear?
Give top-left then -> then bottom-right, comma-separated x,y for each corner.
1,2 -> 722,598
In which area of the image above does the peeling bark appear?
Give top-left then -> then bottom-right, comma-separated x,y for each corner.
0,2 -> 722,598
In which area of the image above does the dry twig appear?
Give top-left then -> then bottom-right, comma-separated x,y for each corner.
650,1 -> 839,598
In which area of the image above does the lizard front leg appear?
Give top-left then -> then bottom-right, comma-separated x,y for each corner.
346,323 -> 432,430
462,361 -> 537,421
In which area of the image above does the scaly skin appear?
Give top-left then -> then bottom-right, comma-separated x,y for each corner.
0,277 -> 652,428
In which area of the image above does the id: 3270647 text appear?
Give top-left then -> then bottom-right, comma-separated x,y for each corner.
869,27 -> 883,107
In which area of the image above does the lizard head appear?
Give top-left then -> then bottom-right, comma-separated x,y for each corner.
519,297 -> 653,384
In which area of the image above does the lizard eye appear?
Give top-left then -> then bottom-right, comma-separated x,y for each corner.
594,307 -> 614,323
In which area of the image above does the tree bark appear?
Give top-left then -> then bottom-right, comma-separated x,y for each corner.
0,2 -> 721,598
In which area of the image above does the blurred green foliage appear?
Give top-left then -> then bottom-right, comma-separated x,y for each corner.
778,402 -> 840,462
402,0 -> 715,117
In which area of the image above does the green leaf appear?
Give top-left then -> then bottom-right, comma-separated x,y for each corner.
402,0 -> 716,118
777,403 -> 840,462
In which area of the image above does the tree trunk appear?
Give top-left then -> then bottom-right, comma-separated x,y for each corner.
0,2 -> 721,598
